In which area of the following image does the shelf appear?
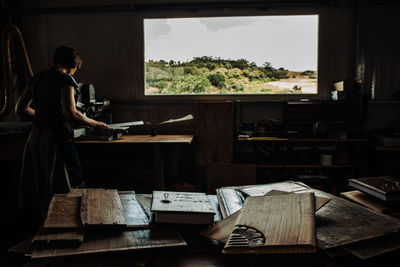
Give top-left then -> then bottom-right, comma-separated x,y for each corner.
239,137 -> 368,143
372,145 -> 400,152
257,164 -> 363,169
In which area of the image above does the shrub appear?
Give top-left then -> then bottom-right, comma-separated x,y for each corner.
165,75 -> 211,94
207,73 -> 226,88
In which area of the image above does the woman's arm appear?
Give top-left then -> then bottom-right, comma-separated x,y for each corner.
15,86 -> 35,117
61,85 -> 108,131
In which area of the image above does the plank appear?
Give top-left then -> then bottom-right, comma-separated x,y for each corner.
340,190 -> 400,215
200,190 -> 328,244
119,191 -> 151,228
223,193 -> 316,254
43,194 -> 82,229
342,232 -> 400,259
31,227 -> 187,259
316,197 -> 400,249
217,182 -> 400,251
80,189 -> 126,228
207,194 -> 222,222
32,228 -> 84,247
216,188 -> 245,219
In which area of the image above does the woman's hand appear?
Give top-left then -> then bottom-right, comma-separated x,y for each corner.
92,120 -> 109,132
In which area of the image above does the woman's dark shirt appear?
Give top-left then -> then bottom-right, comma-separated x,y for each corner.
31,69 -> 78,140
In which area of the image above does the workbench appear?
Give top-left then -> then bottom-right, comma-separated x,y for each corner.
75,135 -> 194,190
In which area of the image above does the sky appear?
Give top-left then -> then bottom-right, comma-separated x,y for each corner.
144,15 -> 318,72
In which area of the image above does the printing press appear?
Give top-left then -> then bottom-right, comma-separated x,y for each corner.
73,83 -> 143,140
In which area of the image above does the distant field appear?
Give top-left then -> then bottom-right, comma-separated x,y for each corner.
145,58 -> 317,95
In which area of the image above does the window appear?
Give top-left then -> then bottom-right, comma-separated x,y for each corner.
143,14 -> 318,97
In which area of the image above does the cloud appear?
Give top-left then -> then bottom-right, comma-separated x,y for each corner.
144,19 -> 172,44
145,15 -> 318,71
198,17 -> 255,31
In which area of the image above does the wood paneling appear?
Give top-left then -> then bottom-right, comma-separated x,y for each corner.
195,101 -> 234,164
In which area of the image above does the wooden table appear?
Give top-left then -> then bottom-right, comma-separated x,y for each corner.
75,135 -> 194,190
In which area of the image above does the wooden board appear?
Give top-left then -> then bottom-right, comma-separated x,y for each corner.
119,191 -> 151,228
340,190 -> 400,215
315,197 -> 400,249
207,194 -> 222,222
32,228 -> 84,247
217,182 -> 400,251
216,188 -> 245,219
201,190 -> 328,244
136,194 -> 153,219
342,232 -> 400,259
80,189 -> 126,228
43,194 -> 82,229
223,193 -> 316,254
32,227 -> 187,259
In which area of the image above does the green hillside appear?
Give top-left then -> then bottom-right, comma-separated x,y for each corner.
145,56 -> 316,95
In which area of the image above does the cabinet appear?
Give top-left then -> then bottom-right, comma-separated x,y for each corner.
234,100 -> 368,192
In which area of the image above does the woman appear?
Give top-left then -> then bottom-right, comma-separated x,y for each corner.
15,45 -> 108,219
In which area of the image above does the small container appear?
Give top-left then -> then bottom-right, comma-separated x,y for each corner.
320,154 -> 333,166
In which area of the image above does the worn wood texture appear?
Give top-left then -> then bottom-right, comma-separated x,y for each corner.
342,232 -> 400,259
315,197 -> 400,250
32,228 -> 84,247
31,227 -> 187,259
216,188 -> 245,219
218,181 -> 400,251
223,193 -> 316,254
80,189 -> 126,228
195,101 -> 234,164
207,194 -> 222,222
202,190 -> 327,245
340,190 -> 400,215
119,191 -> 151,228
43,195 -> 82,229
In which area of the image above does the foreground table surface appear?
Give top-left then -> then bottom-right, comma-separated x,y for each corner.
75,134 -> 194,144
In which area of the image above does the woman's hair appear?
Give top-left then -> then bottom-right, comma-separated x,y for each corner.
53,45 -> 83,69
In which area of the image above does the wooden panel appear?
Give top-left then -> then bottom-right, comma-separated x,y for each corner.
31,227 -> 187,259
43,195 -> 82,229
119,192 -> 151,228
136,194 -> 153,219
45,12 -> 135,102
195,101 -> 234,164
340,190 -> 400,215
201,190 -> 329,244
342,232 -> 400,260
32,228 -> 84,247
80,189 -> 126,228
223,193 -> 316,254
316,197 -> 400,249
216,188 -> 245,219
217,182 -> 400,251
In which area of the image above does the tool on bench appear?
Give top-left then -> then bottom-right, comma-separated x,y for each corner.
73,83 -> 144,140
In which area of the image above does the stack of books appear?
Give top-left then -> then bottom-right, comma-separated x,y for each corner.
348,176 -> 400,202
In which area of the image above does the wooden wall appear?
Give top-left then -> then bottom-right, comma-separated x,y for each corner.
18,0 -> 400,131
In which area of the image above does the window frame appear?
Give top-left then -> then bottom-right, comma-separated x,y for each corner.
134,6 -> 328,101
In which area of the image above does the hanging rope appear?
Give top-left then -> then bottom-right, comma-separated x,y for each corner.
0,23 -> 33,118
